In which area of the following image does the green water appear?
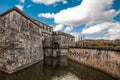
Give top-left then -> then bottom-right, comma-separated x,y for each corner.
0,56 -> 116,80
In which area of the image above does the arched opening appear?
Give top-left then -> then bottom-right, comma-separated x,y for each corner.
52,42 -> 60,49
52,42 -> 60,57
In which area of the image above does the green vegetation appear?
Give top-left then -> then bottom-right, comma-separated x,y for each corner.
76,39 -> 120,48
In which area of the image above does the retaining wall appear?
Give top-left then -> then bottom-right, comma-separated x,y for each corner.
68,47 -> 120,79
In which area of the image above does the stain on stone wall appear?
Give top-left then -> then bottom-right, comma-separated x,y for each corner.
0,10 -> 43,73
43,32 -> 75,57
68,48 -> 120,79
0,7 -> 75,73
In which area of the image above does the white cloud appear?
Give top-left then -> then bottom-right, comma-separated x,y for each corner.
70,32 -> 80,41
36,0 -> 120,40
81,22 -> 120,39
32,0 -> 67,5
27,5 -> 32,8
38,13 -> 55,19
54,0 -> 119,26
16,0 -> 24,10
20,0 -> 25,3
64,26 -> 73,33
15,5 -> 23,11
54,24 -> 64,31
62,0 -> 67,4
82,22 -> 120,34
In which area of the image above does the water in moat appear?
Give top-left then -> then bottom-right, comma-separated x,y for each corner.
0,56 -> 116,80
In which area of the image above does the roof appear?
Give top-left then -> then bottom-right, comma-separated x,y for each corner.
0,7 -> 42,28
32,18 -> 53,28
53,31 -> 75,38
0,7 -> 53,29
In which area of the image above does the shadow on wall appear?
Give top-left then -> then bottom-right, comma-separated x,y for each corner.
52,42 -> 60,57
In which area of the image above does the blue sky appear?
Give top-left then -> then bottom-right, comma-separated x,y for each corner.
0,0 -> 120,40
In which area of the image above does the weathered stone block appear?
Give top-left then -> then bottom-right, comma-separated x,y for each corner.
0,8 -> 43,73
68,48 -> 120,79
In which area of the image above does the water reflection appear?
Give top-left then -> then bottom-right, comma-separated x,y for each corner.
52,72 -> 79,80
0,56 -> 116,80
44,56 -> 68,67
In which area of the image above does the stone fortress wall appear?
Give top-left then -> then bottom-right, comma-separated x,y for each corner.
68,47 -> 120,79
43,31 -> 75,57
0,7 -> 120,80
0,7 -> 75,73
0,7 -> 44,73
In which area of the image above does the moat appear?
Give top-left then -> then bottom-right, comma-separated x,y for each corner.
0,56 -> 116,80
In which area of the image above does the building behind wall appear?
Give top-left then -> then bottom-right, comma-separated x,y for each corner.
43,31 -> 75,57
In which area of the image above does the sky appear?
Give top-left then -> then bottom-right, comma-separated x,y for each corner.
0,0 -> 120,40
